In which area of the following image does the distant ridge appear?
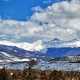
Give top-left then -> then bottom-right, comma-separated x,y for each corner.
47,47 -> 80,57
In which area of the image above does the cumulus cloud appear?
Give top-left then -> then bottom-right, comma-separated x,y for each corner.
30,0 -> 80,41
0,0 -> 80,50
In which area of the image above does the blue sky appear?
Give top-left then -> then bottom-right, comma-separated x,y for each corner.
0,0 -> 64,21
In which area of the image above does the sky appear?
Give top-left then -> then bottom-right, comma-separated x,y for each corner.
0,0 -> 80,57
0,0 -> 64,20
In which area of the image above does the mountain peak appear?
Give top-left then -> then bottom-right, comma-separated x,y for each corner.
51,38 -> 61,42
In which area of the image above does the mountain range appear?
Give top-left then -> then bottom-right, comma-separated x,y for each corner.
0,43 -> 79,70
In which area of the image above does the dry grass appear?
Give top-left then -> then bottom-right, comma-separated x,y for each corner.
0,67 -> 80,80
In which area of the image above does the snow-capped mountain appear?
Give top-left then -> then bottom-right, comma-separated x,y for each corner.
45,38 -> 80,48
0,43 -> 48,65
0,39 -> 80,63
0,43 -> 48,70
42,39 -> 80,57
0,41 -> 80,71
0,40 -> 44,52
0,45 -> 34,64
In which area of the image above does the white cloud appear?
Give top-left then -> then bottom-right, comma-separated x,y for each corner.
0,0 -> 80,50
43,0 -> 53,4
30,0 -> 80,41
32,6 -> 43,12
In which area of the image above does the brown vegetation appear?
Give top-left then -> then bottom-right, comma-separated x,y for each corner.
0,67 -> 80,80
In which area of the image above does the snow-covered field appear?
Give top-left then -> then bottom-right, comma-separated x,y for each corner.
2,61 -> 80,71
33,61 -> 80,71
